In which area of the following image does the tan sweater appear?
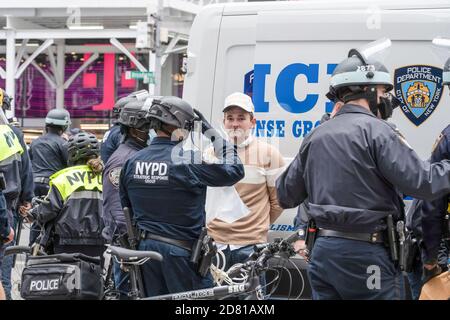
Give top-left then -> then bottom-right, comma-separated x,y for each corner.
207,139 -> 285,245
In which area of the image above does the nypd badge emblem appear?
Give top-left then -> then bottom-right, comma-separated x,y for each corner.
109,167 -> 121,188
394,65 -> 443,126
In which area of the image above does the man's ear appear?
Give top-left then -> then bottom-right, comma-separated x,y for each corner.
251,115 -> 256,128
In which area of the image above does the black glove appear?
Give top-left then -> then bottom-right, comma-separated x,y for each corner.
193,108 -> 223,143
193,108 -> 213,134
193,109 -> 235,160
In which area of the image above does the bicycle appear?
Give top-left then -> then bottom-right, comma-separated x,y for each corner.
9,196 -> 46,300
106,230 -> 304,300
5,196 -> 117,300
5,230 -> 304,300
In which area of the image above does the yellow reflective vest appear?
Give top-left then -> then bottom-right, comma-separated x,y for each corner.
0,125 -> 23,162
49,165 -> 102,202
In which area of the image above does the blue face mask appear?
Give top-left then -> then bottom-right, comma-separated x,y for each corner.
147,129 -> 157,145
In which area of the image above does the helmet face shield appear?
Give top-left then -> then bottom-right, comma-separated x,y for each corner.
353,37 -> 392,64
327,38 -> 395,118
443,57 -> 450,87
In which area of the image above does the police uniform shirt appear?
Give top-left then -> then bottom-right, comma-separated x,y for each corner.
421,124 -> 450,263
276,104 -> 450,234
120,136 -> 244,243
101,124 -> 122,164
102,139 -> 143,241
29,132 -> 68,179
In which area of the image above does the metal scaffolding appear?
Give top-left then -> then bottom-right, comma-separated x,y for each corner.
0,0 -> 199,116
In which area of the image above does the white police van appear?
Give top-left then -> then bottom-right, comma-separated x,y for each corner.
183,0 -> 450,298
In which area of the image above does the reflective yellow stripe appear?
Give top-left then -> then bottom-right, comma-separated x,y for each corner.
49,165 -> 102,202
0,125 -> 23,162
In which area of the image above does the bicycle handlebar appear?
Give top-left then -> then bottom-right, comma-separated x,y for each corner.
4,245 -> 32,256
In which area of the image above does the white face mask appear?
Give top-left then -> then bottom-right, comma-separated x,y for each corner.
219,123 -> 254,148
236,134 -> 254,148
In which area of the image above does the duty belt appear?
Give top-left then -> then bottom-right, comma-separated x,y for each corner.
318,229 -> 385,244
34,177 -> 49,184
140,231 -> 192,252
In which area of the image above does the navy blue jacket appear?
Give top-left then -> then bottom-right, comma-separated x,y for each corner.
406,198 -> 424,240
101,124 -> 122,164
29,132 -> 68,179
11,126 -> 34,205
120,136 -> 244,243
277,104 -> 450,234
421,124 -> 450,263
102,139 -> 144,241
0,191 -> 9,238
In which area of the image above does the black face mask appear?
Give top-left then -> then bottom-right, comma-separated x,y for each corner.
377,93 -> 401,120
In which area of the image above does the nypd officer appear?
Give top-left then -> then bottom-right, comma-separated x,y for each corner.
120,96 -> 244,297
101,90 -> 149,163
420,57 -> 450,280
0,177 -> 13,301
102,98 -> 152,294
29,109 -> 70,197
28,109 -> 71,246
35,132 -> 104,259
0,88 -> 34,300
276,48 -> 450,300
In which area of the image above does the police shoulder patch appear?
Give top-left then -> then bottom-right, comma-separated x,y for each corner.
109,167 -> 122,188
391,126 -> 413,150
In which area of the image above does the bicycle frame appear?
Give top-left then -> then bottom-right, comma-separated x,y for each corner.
144,276 -> 262,300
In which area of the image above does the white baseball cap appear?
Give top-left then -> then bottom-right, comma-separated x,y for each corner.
223,92 -> 254,114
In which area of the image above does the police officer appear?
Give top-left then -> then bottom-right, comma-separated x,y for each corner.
35,132 -> 104,259
30,109 -> 70,196
28,109 -> 70,246
120,96 -> 244,297
102,98 -> 153,294
276,47 -> 450,300
0,88 -> 34,300
101,90 -> 149,163
420,57 -> 450,280
0,176 -> 13,300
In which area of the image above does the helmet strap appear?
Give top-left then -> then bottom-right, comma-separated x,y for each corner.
129,127 -> 149,147
341,85 -> 379,117
366,85 -> 380,117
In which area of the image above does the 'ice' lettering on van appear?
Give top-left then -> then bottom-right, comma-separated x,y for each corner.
247,63 -> 338,114
276,63 -> 319,114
